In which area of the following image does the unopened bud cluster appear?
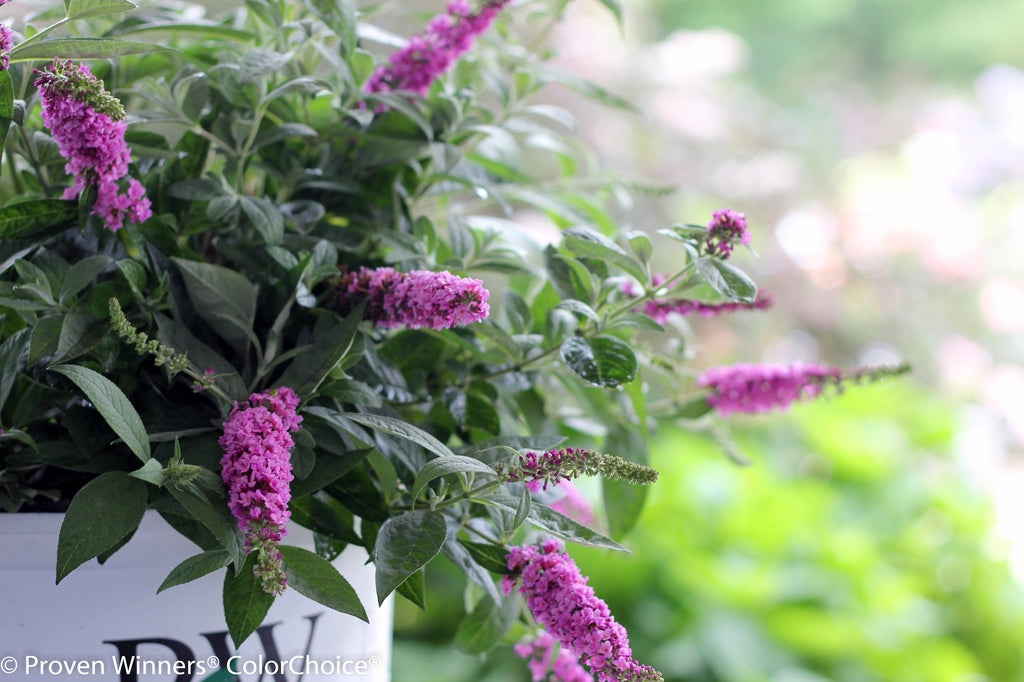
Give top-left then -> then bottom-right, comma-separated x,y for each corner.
495,447 -> 659,490
109,298 -> 189,375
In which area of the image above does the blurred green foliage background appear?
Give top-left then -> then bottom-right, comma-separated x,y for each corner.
391,0 -> 1024,679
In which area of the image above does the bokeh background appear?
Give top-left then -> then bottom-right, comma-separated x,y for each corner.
388,0 -> 1024,679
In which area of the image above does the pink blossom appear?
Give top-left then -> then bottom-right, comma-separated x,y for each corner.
34,59 -> 152,231
0,25 -> 12,71
642,291 -> 772,323
697,362 -> 841,415
366,0 -> 511,97
504,540 -> 663,682
704,208 -> 750,259
331,266 -> 490,329
219,386 -> 302,595
515,630 -> 594,682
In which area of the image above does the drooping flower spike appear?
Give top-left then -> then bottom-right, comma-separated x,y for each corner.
331,266 -> 490,329
639,291 -> 773,323
504,539 -> 663,682
34,58 -> 152,231
219,386 -> 302,595
366,0 -> 511,97
698,362 -> 910,415
496,447 -> 659,490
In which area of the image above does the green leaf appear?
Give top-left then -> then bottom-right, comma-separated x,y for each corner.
563,226 -> 647,283
239,196 -> 284,244
158,550 -> 231,593
442,537 -> 501,604
694,258 -> 758,302
346,412 -> 456,460
306,0 -> 357,55
560,335 -> 637,388
153,313 -> 247,401
60,255 -> 112,303
275,305 -> 363,396
411,455 -> 495,501
172,258 -> 257,354
626,230 -> 653,264
223,552 -> 275,647
545,247 -> 595,303
167,483 -> 245,569
279,545 -> 368,621
396,568 -> 426,609
166,178 -> 225,200
128,458 -> 165,486
0,200 -> 77,240
50,364 -> 151,463
0,70 -> 13,153
66,0 -> 137,20
529,503 -> 626,551
56,472 -> 147,582
556,299 -> 600,324
373,510 -> 447,605
457,539 -> 511,574
455,594 -> 518,655
605,313 -> 665,333
602,426 -> 650,540
11,38 -> 162,62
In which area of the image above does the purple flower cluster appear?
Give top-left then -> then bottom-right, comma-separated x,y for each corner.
498,447 -> 600,491
704,208 -> 750,259
332,266 -> 490,329
514,630 -> 593,682
219,386 -> 302,595
504,540 -> 663,682
366,0 -> 510,97
0,25 -> 12,71
697,362 -> 842,415
34,59 -> 152,231
641,291 -> 773,323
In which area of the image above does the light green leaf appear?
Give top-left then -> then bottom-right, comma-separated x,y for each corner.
239,195 -> 284,244
66,0 -> 137,20
0,70 -> 13,153
50,364 -> 151,463
373,510 -> 447,605
128,458 -> 165,486
695,258 -> 758,302
11,38 -> 162,62
56,472 -> 147,582
346,412 -> 456,460
454,594 -> 518,655
411,455 -> 495,501
563,226 -> 647,283
279,545 -> 368,621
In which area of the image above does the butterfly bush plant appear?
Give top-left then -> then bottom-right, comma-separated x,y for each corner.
0,0 -> 905,679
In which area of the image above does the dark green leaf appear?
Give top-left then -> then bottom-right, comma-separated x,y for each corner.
172,258 -> 257,354
223,552 -> 275,647
275,305 -> 363,396
166,178 -> 225,200
442,537 -> 501,604
167,483 -> 245,569
458,539 -> 511,574
0,70 -> 13,153
373,510 -> 447,604
56,472 -> 147,582
60,255 -> 112,303
560,335 -> 637,388
50,364 -> 151,463
279,545 -> 368,621
545,247 -> 594,303
0,200 -> 77,240
158,550 -> 231,593
239,195 -> 284,244
396,568 -> 426,609
454,594 -> 518,655
529,503 -> 627,551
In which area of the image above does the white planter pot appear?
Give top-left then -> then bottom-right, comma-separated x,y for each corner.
2,511 -> 392,682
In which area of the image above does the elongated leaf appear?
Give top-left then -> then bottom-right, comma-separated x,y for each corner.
442,538 -> 501,604
563,226 -> 647,283
153,313 -> 247,401
346,412 -> 455,459
60,255 -> 112,303
158,550 -> 231,593
279,545 -> 367,621
172,258 -> 257,354
411,455 -> 495,501
560,335 -> 637,388
223,552 -> 275,647
556,299 -> 600,324
56,472 -> 147,582
167,483 -> 245,569
275,304 -> 363,396
0,200 -> 77,240
695,257 -> 758,302
0,70 -> 13,153
373,510 -> 447,604
66,0 -> 137,20
50,364 -> 151,463
529,503 -> 626,551
11,38 -> 161,62
458,539 -> 511,574
239,195 -> 283,244
454,594 -> 518,655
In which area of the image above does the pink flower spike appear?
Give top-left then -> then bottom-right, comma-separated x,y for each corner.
34,59 -> 152,231
366,0 -> 511,99
704,208 -> 750,259
697,362 -> 842,415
